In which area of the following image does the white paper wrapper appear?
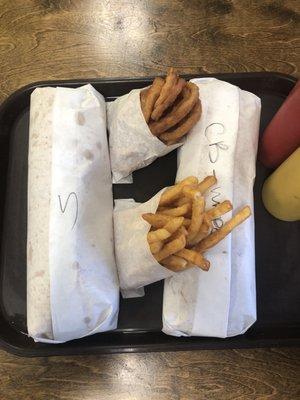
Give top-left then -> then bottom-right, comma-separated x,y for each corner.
107,88 -> 182,183
163,78 -> 261,337
27,84 -> 119,343
113,192 -> 174,297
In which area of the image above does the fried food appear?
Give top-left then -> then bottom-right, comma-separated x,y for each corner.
161,255 -> 189,272
142,212 -> 173,228
198,175 -> 217,194
140,77 -> 164,123
160,100 -> 202,144
152,68 -> 178,111
151,77 -> 186,121
149,82 -> 199,136
188,214 -> 211,246
154,233 -> 186,262
149,241 -> 164,254
159,176 -> 198,206
175,248 -> 210,271
163,217 -> 184,233
175,196 -> 191,207
140,68 -> 202,144
140,88 -> 148,117
159,184 -> 183,207
196,206 -> 251,253
159,203 -> 191,217
206,200 -> 233,220
187,195 -> 205,244
182,184 -> 200,200
147,228 -> 171,243
143,175 -> 251,274
178,176 -> 199,187
166,226 -> 188,242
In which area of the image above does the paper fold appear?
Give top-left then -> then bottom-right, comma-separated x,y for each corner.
114,192 -> 174,296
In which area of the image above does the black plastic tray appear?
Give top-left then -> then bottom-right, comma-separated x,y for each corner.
0,72 -> 299,357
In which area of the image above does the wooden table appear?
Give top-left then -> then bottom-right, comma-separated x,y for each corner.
0,1 -> 299,399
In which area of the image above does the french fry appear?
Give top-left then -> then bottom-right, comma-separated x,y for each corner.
196,206 -> 251,252
157,206 -> 168,212
161,255 -> 190,272
177,248 -> 210,270
179,226 -> 188,236
159,185 -> 182,206
163,217 -> 184,234
166,226 -> 188,243
187,195 -> 205,243
183,218 -> 191,227
142,212 -> 172,228
140,77 -> 165,123
176,248 -> 210,270
198,175 -> 217,194
149,83 -> 199,136
142,172 -> 251,275
152,68 -> 179,120
152,74 -> 186,121
160,100 -> 202,143
174,196 -> 191,207
160,203 -> 191,217
147,228 -> 171,244
141,69 -> 202,144
182,185 -> 201,200
206,200 -> 233,220
184,207 -> 193,219
154,234 -> 186,262
188,214 -> 211,246
159,176 -> 198,206
149,241 -> 164,254
178,176 -> 198,187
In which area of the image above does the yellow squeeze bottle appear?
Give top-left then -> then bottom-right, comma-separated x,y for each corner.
262,147 -> 300,221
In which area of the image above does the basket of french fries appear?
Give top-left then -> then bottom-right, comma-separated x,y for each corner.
144,175 -> 250,271
108,68 -> 201,182
141,68 -> 202,145
114,174 -> 251,295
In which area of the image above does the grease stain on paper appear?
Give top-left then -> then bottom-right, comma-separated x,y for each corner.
34,270 -> 45,278
76,112 -> 85,125
82,149 -> 94,160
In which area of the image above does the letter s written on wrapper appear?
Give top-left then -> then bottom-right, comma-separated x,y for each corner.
27,84 -> 119,343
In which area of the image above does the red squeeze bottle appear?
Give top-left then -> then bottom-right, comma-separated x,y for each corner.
259,80 -> 300,168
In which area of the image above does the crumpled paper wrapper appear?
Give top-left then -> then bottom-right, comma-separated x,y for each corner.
107,88 -> 182,183
114,191 -> 174,297
27,84 -> 119,343
162,78 -> 261,338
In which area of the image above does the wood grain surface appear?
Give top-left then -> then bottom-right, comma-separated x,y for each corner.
0,0 -> 300,399
0,0 -> 299,104
0,348 -> 299,400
